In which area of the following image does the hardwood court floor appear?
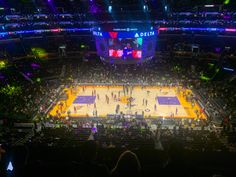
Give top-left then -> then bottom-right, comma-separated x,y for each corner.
49,85 -> 207,120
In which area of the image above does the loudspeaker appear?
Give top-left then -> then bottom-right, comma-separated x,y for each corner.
142,37 -> 156,57
95,37 -> 109,57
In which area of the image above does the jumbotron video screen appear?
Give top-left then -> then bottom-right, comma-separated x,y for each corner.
93,30 -> 157,63
108,38 -> 143,59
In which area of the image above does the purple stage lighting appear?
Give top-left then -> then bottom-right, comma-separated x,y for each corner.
31,63 -> 40,68
215,47 -> 221,53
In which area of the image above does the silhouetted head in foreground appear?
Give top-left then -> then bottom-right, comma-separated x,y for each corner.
111,150 -> 141,177
81,140 -> 98,162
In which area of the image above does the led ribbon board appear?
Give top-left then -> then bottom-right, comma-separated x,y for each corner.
0,28 -> 91,37
158,27 -> 236,33
92,31 -> 157,38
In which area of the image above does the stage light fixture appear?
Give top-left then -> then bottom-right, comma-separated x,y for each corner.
204,5 -> 214,7
108,5 -> 112,13
143,5 -> 148,12
224,0 -> 230,5
164,5 -> 168,12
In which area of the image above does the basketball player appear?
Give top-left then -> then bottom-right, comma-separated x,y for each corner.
123,43 -> 133,59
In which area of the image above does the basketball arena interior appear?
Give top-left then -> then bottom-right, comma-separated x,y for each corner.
0,1 -> 236,177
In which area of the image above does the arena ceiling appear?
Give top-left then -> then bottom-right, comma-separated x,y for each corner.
0,0 -> 235,12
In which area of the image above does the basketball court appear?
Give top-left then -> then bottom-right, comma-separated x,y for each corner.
49,85 -> 207,119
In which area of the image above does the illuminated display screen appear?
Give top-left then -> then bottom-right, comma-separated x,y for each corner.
94,30 -> 157,63
108,38 -> 143,58
93,31 -> 156,38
